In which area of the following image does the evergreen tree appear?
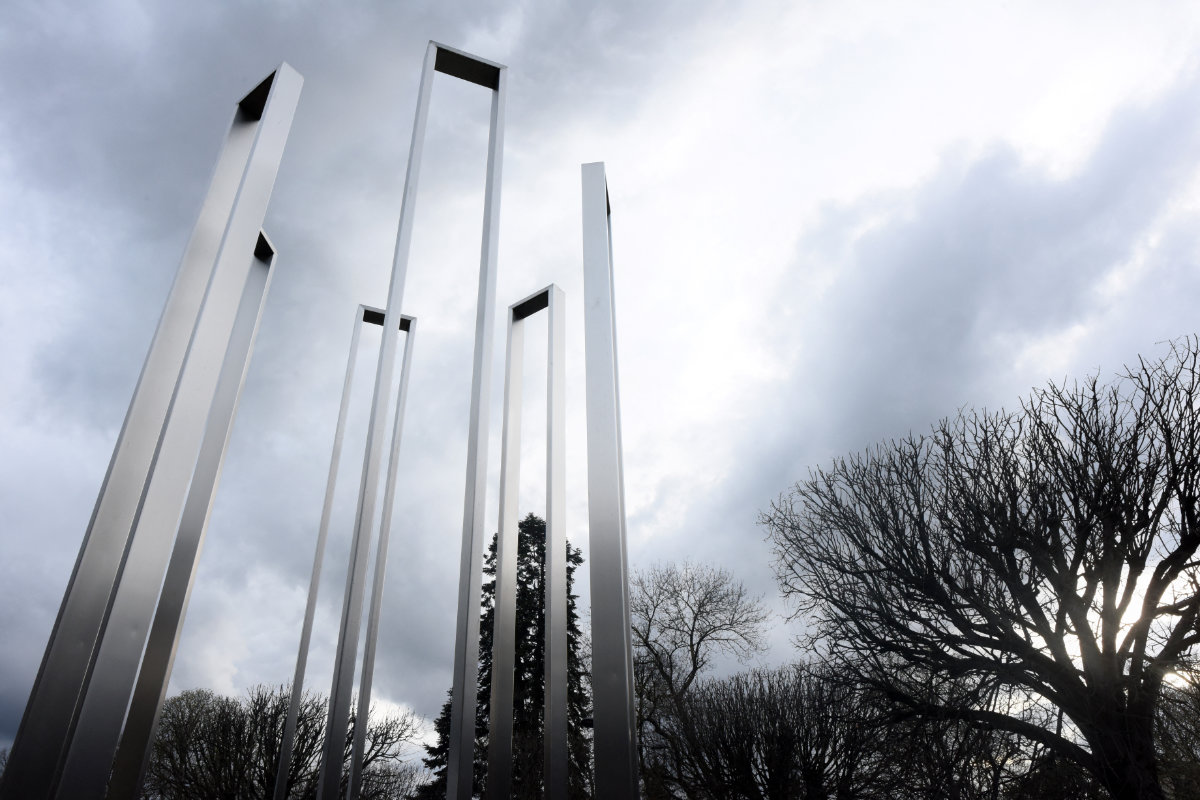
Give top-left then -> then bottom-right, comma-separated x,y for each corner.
415,514 -> 592,799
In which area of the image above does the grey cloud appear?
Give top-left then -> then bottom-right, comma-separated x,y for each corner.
781,72 -> 1200,454
0,0 -> 732,742
629,71 -> 1200,675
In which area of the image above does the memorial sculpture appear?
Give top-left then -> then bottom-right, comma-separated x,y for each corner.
0,64 -> 303,800
1,43 -> 639,800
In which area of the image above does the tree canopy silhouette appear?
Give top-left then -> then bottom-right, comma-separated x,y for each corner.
139,685 -> 423,799
763,338 -> 1200,800
630,561 -> 769,797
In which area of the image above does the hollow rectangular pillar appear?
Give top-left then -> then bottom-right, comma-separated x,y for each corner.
313,309 -> 417,800
484,285 -> 567,800
272,307 -> 403,800
581,162 -> 640,800
105,233 -> 278,800
58,217 -> 292,799
348,309 -> 417,799
440,41 -> 506,800
0,64 -> 302,800
308,39 -> 506,800
269,306 -> 413,800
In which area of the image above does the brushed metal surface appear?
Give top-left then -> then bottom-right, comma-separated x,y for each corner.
271,305 -> 411,800
484,292 -> 528,800
315,42 -> 438,799
348,314 -> 416,799
543,284 -> 568,800
484,285 -> 568,800
581,162 -> 640,800
0,66 -> 301,800
441,44 -> 506,800
105,234 -> 277,800
59,70 -> 301,795
272,305 -> 367,800
316,42 -> 507,800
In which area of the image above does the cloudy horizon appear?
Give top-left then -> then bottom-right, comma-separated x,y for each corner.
5,0 -> 1200,753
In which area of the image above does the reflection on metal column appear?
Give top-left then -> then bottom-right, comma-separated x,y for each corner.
425,42 -> 508,800
273,306 -> 413,800
60,69 -> 300,795
274,305 -> 367,800
314,40 -> 436,796
349,312 -> 417,799
106,234 -> 278,800
582,162 -> 640,800
544,283 -> 568,800
0,65 -> 301,800
484,285 -> 567,800
314,40 -> 501,800
60,151 -> 294,793
312,41 -> 505,800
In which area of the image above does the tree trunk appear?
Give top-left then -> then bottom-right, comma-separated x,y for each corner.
802,768 -> 828,800
1089,711 -> 1164,800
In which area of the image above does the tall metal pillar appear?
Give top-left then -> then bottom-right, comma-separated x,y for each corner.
60,134 -> 297,793
274,305 -> 364,800
439,43 -> 507,800
349,310 -> 417,800
0,65 -> 302,800
484,285 -> 567,800
105,233 -> 278,800
581,162 -> 640,800
316,42 -> 506,800
271,306 -> 412,800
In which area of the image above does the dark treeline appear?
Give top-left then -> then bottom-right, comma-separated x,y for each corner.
137,685 -> 425,799
637,339 -> 1200,800
636,658 -> 1200,799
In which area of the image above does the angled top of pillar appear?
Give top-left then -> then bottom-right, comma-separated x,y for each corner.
510,285 -> 559,322
254,231 -> 276,262
238,63 -> 302,121
360,305 -> 413,332
239,73 -> 275,121
430,41 -> 505,90
582,162 -> 612,216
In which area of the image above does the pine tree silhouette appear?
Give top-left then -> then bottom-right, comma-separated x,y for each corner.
415,514 -> 592,799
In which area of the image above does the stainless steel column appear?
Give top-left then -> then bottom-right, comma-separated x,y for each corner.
274,305 -> 368,800
484,285 -> 567,800
315,41 -> 435,795
271,306 -> 411,800
348,314 -> 417,799
581,162 -> 640,800
544,284 -> 568,800
105,233 -> 278,800
0,65 -> 301,800
317,42 -> 506,800
59,92 -> 299,789
486,295 -> 525,800
428,43 -> 507,800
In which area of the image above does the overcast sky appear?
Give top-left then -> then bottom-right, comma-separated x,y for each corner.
5,0 -> 1200,751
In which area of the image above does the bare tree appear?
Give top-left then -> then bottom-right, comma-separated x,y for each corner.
883,681 -> 1066,800
139,685 -> 425,799
763,339 -> 1200,800
1154,667 -> 1200,799
630,562 -> 769,797
679,663 -> 896,800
